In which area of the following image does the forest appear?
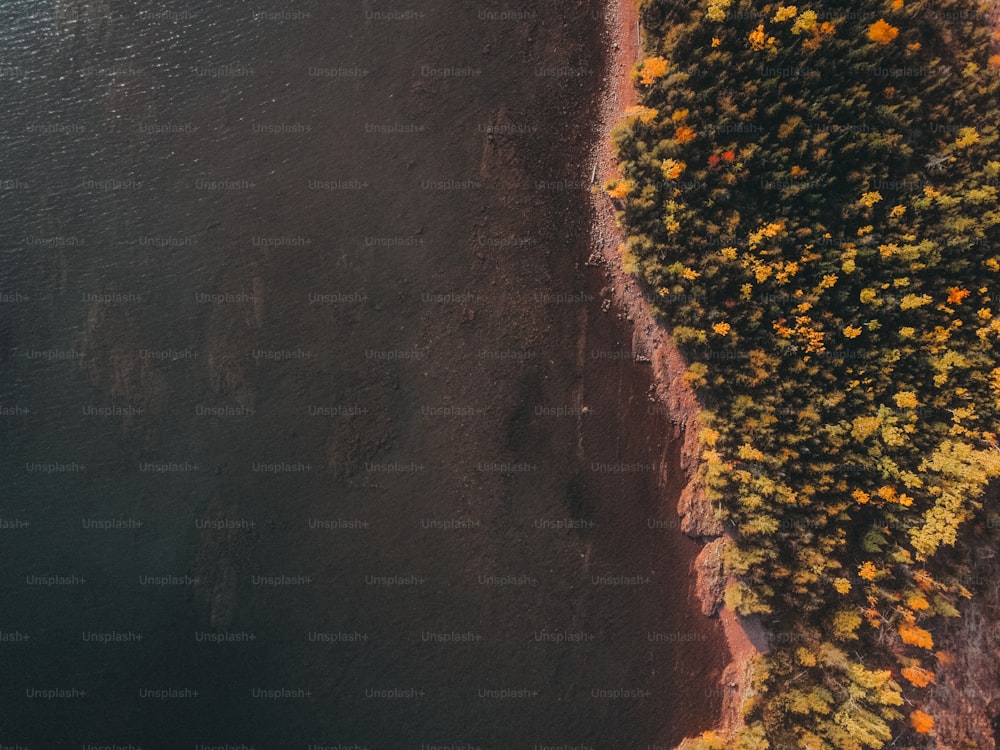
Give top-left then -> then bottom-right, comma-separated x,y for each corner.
608,0 -> 1000,746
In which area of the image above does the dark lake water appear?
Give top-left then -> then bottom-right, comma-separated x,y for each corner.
0,1 -> 726,747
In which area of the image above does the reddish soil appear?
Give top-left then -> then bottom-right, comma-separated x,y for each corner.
589,0 -> 763,745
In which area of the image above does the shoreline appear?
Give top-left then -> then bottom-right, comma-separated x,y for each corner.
587,0 -> 762,743
589,1 -> 1000,746
8,0 -> 739,743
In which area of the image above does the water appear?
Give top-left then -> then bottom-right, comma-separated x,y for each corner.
0,1 -> 725,747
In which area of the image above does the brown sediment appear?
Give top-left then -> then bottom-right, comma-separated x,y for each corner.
589,0 -> 763,743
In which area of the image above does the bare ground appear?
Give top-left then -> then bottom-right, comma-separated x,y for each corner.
588,0 -> 763,744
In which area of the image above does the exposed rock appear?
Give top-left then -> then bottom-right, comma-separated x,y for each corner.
719,652 -> 758,736
589,0 -> 763,744
694,538 -> 727,617
678,477 -> 725,539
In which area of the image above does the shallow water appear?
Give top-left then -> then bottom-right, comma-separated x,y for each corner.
0,1 -> 725,746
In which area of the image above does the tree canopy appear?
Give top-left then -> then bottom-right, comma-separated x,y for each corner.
613,0 -> 1000,745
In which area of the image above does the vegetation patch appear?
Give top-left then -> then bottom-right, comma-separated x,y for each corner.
610,0 -> 1000,746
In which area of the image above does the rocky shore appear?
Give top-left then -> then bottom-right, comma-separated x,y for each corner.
588,0 -> 764,743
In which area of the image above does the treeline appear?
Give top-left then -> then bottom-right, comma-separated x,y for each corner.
610,0 -> 1000,746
